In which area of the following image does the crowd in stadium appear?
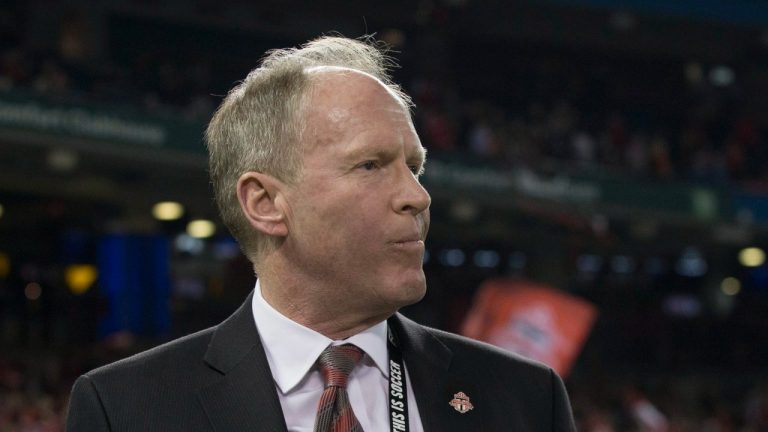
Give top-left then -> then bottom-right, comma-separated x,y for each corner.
2,5 -> 768,188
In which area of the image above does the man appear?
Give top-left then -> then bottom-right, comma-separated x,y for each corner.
66,36 -> 576,431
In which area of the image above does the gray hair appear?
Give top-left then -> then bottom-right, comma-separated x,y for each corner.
205,35 -> 412,266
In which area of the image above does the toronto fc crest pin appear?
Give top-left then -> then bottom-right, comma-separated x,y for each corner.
449,391 -> 474,414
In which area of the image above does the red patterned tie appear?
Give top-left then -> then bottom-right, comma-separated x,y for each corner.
313,344 -> 365,432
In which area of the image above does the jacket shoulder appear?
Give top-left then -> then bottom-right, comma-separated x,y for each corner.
421,323 -> 553,376
402,320 -> 576,431
68,326 -> 224,431
85,326 -> 218,382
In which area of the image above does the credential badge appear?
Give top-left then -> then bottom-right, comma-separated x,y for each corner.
449,391 -> 474,414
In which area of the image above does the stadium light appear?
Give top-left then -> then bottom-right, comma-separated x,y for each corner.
739,247 -> 765,267
440,249 -> 465,267
174,234 -> 204,255
709,65 -> 735,87
47,148 -> 79,173
187,219 -> 216,238
474,250 -> 500,268
65,264 -> 98,295
152,201 -> 185,221
611,255 -> 636,274
25,282 -> 42,300
577,254 -> 602,274
675,247 -> 707,277
720,277 -> 741,296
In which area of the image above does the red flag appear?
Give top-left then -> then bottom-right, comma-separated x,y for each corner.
461,278 -> 598,377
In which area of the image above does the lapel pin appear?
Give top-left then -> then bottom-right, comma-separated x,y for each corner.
449,391 -> 474,414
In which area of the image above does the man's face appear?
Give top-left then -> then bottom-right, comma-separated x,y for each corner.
280,69 -> 431,317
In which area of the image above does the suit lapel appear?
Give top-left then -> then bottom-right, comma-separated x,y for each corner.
197,291 -> 288,432
389,314 -> 485,432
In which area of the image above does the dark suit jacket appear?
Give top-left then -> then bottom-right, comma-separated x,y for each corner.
66,291 -> 577,431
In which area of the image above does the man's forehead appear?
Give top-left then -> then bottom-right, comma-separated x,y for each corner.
304,67 -> 408,109
304,65 -> 378,81
299,65 -> 423,158
305,66 -> 380,94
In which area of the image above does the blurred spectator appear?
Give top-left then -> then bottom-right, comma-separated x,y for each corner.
0,48 -> 31,90
624,388 -> 670,432
571,129 -> 598,168
32,59 -> 72,97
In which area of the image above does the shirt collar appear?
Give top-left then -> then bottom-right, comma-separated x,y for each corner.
252,280 -> 390,394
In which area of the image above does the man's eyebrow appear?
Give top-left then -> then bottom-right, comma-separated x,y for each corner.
343,144 -> 388,162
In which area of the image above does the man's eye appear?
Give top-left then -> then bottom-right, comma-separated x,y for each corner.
360,161 -> 378,170
410,165 -> 424,176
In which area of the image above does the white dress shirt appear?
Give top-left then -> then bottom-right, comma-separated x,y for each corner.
252,280 -> 424,432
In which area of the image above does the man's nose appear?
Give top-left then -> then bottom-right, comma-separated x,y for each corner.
393,166 -> 431,215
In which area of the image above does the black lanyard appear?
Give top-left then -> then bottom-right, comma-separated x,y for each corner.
387,327 -> 409,432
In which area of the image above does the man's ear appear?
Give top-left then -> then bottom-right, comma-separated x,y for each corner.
236,172 -> 289,237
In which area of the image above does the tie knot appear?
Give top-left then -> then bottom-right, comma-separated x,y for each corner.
317,344 -> 364,388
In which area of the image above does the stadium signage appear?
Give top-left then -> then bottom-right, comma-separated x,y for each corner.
0,90 -> 204,154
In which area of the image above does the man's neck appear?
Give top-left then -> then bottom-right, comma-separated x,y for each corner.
257,268 -> 393,340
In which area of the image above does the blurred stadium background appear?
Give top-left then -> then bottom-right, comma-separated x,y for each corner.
2,0 -> 768,430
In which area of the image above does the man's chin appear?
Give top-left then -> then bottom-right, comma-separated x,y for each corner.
371,269 -> 427,312
397,277 -> 428,307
